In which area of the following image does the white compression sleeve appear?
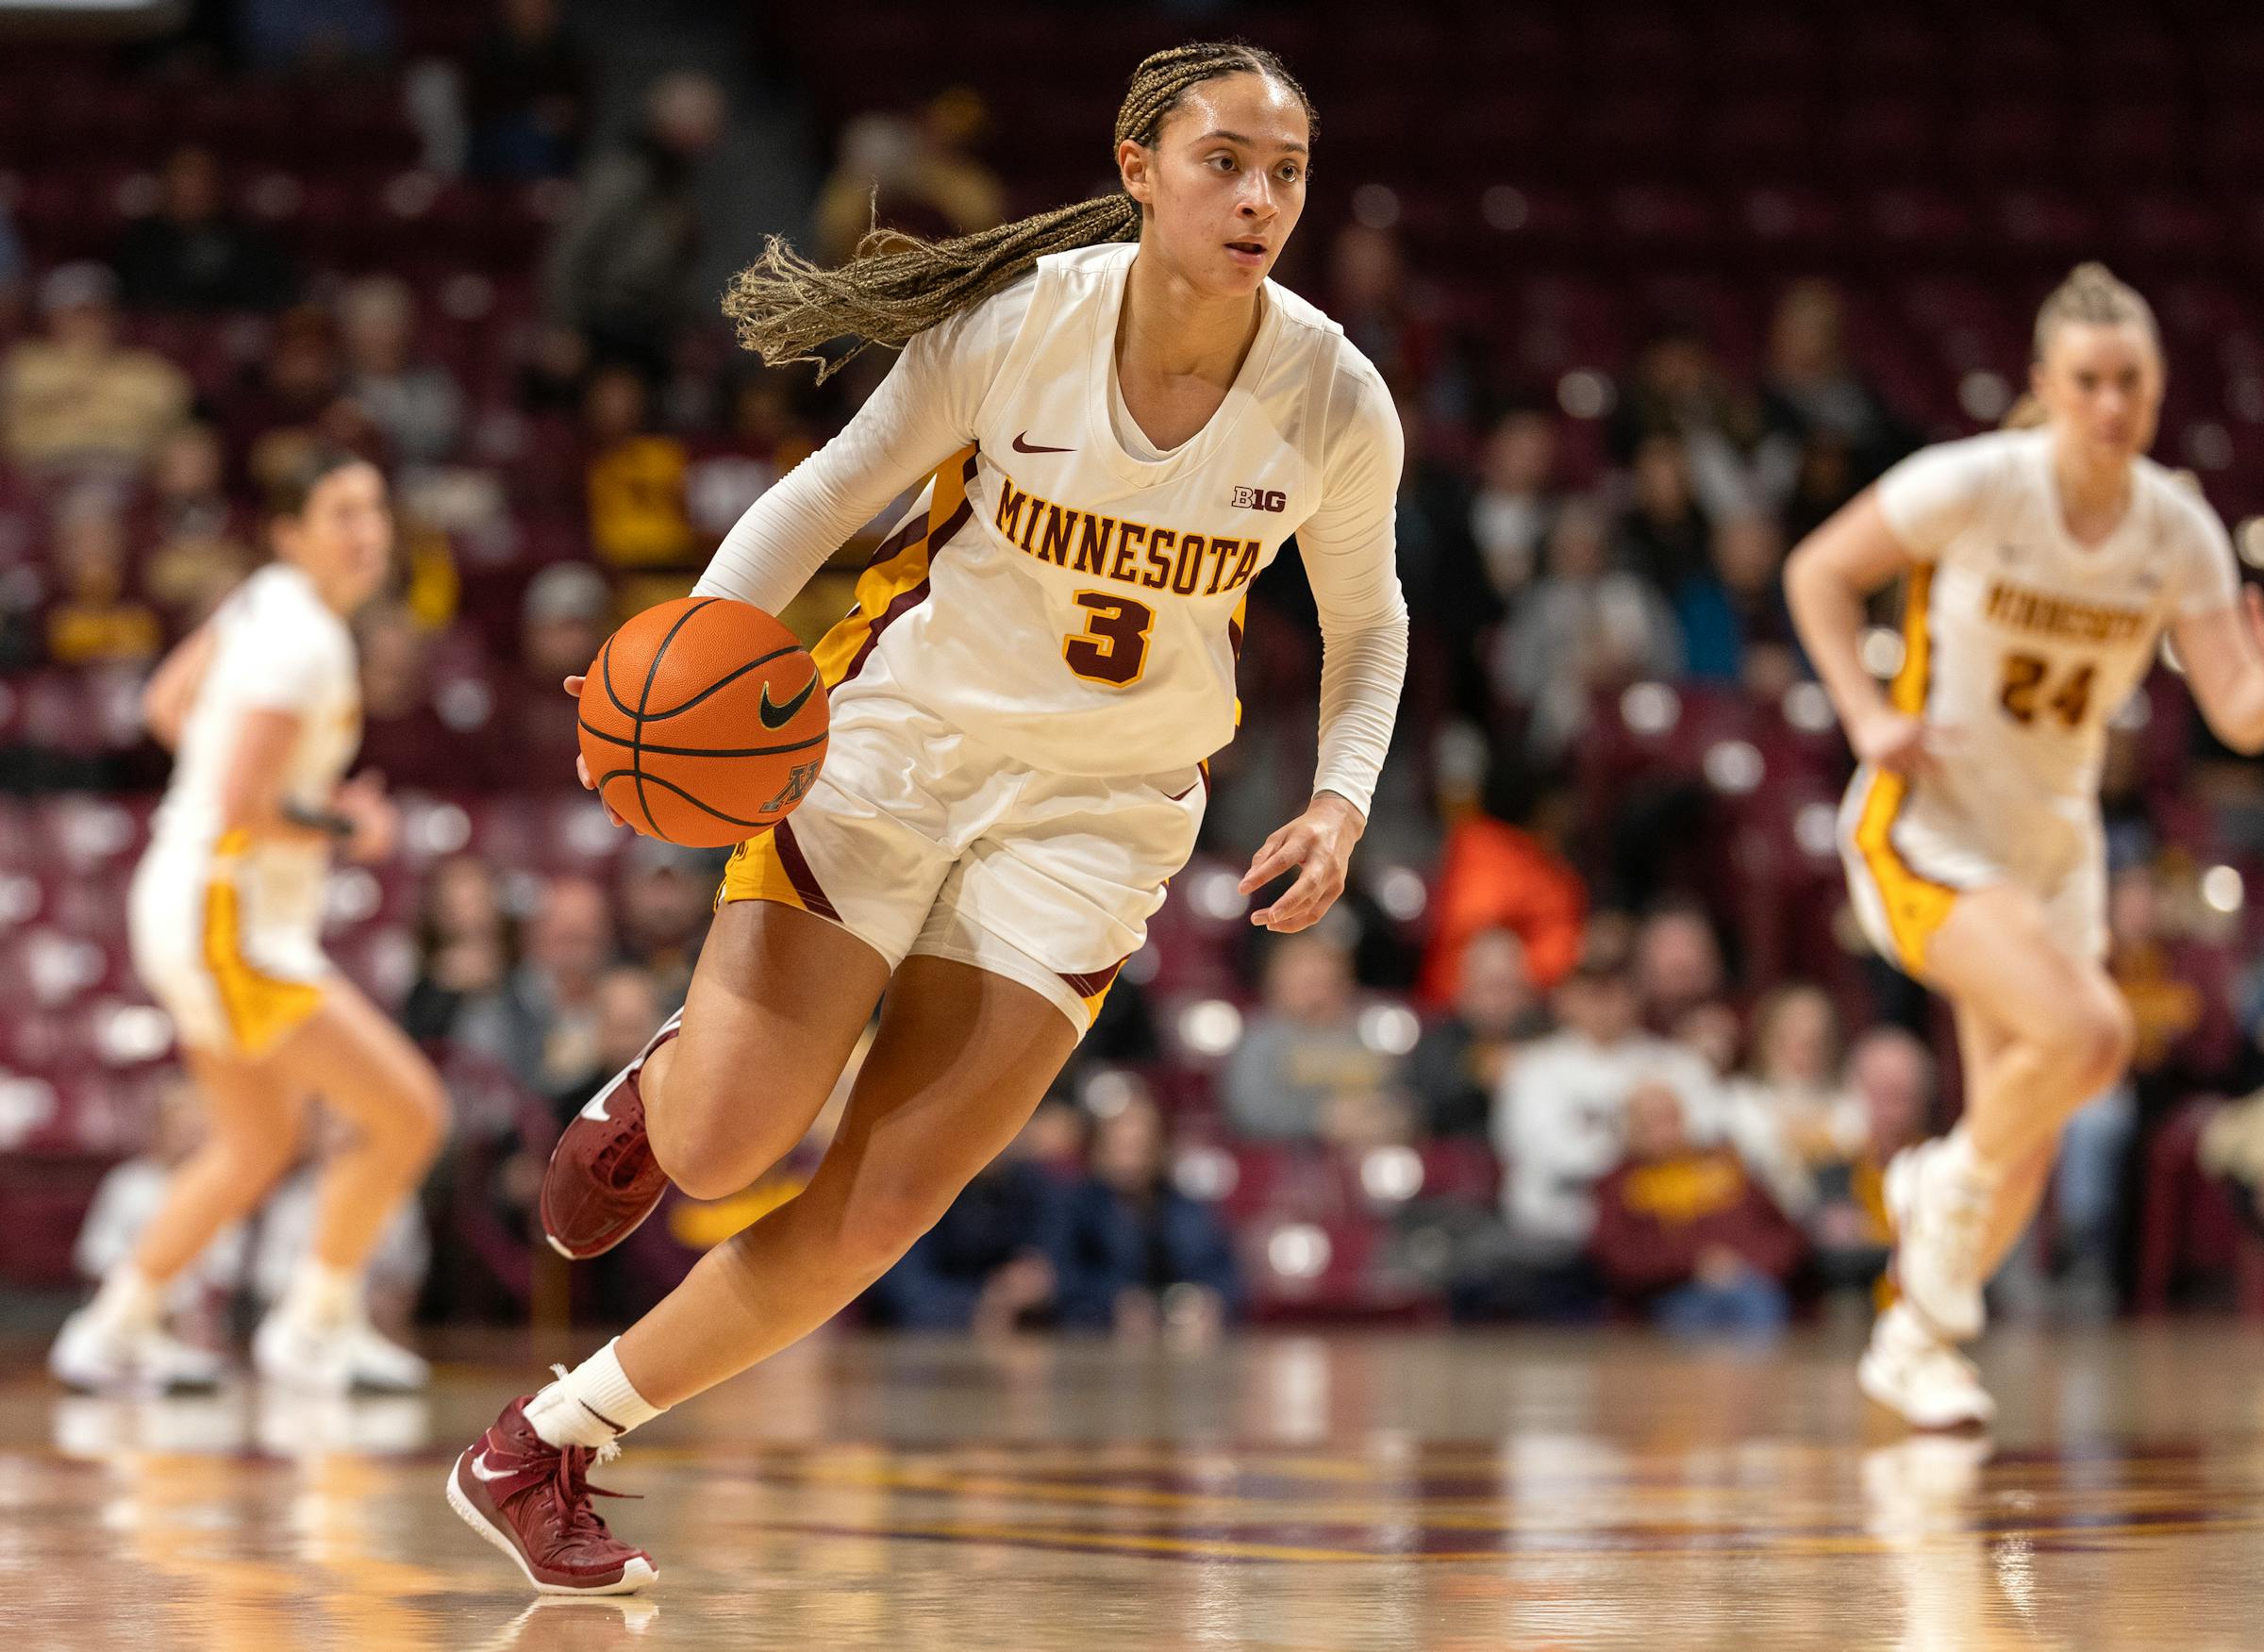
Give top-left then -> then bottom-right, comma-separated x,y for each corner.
1292,359 -> 1409,820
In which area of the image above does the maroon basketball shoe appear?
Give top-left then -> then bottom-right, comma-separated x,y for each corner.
541,1010 -> 681,1260
445,1393 -> 658,1594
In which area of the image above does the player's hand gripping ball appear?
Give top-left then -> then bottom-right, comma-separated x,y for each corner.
576,596 -> 829,847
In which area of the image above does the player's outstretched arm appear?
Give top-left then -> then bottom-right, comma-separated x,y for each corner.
2172,587 -> 2264,755
1783,490 -> 1934,776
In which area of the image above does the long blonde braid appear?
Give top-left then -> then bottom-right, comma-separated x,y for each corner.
722,41 -> 1315,380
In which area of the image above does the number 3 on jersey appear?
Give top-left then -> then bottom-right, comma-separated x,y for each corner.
2000,651 -> 2094,728
1063,590 -> 1154,686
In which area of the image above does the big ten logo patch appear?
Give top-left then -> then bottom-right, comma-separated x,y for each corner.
1231,487 -> 1287,513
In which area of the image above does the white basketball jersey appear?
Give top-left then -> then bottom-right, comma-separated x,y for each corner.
812,242 -> 1349,778
1875,427 -> 2237,835
146,561 -> 360,928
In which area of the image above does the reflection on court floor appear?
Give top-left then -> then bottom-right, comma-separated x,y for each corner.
4,1327 -> 2260,1648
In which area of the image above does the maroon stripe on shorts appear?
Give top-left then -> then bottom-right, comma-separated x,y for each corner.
771,819 -> 840,923
1058,959 -> 1125,1001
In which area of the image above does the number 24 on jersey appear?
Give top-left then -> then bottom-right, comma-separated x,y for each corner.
1999,652 -> 2094,728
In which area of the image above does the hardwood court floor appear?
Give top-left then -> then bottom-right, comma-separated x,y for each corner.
3,1324 -> 2261,1649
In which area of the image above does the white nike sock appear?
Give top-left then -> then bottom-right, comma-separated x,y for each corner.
87,1265 -> 162,1331
279,1259 -> 362,1330
524,1339 -> 665,1449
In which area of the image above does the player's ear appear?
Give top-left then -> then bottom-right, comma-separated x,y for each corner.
1118,139 -> 1154,208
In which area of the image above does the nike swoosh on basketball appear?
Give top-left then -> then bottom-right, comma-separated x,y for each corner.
468,1451 -> 510,1482
759,677 -> 817,729
1012,431 -> 1074,454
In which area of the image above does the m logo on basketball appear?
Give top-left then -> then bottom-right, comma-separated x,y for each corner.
761,759 -> 823,817
1231,486 -> 1287,513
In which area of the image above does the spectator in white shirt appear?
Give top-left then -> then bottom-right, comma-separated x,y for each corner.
1494,948 -> 1720,1258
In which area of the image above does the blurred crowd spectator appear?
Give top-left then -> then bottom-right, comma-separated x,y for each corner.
464,0 -> 590,181
542,71 -> 727,382
3,265 -> 191,479
113,146 -> 297,315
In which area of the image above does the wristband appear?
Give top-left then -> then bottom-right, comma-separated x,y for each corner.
282,801 -> 357,839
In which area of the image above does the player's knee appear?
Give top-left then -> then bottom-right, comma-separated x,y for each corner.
649,1088 -> 810,1201
656,1110 -> 788,1201
2079,991 -> 2137,1091
391,1076 -> 448,1171
667,1149 -> 760,1204
2049,984 -> 2135,1097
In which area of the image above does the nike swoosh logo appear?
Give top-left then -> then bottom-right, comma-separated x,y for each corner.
759,676 -> 817,729
578,1089 -> 613,1122
1012,432 -> 1074,454
469,1451 -> 511,1482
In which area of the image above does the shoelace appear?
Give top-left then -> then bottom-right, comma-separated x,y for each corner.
544,1440 -> 640,1546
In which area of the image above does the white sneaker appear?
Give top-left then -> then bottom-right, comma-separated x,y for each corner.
1884,1141 -> 1990,1342
1859,1310 -> 1996,1429
253,1310 -> 356,1393
340,1315 -> 430,1393
255,1308 -> 431,1393
49,1308 -> 224,1395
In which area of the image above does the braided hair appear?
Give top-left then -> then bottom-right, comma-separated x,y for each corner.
723,41 -> 1315,380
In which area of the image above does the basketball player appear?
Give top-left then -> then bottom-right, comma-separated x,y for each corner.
50,449 -> 446,1394
446,42 -> 1405,1594
1786,264 -> 2264,1427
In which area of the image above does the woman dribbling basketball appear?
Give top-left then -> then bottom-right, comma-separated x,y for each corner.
447,42 -> 1407,1594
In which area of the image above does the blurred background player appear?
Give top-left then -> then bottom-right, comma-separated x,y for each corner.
48,448 -> 446,1394
1786,264 -> 2264,1427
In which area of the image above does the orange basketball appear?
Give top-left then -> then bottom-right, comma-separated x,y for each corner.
577,596 -> 829,848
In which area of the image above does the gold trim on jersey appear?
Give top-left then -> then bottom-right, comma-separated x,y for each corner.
1229,595 -> 1248,727
810,446 -> 977,691
201,828 -> 325,1057
1852,564 -> 1960,974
